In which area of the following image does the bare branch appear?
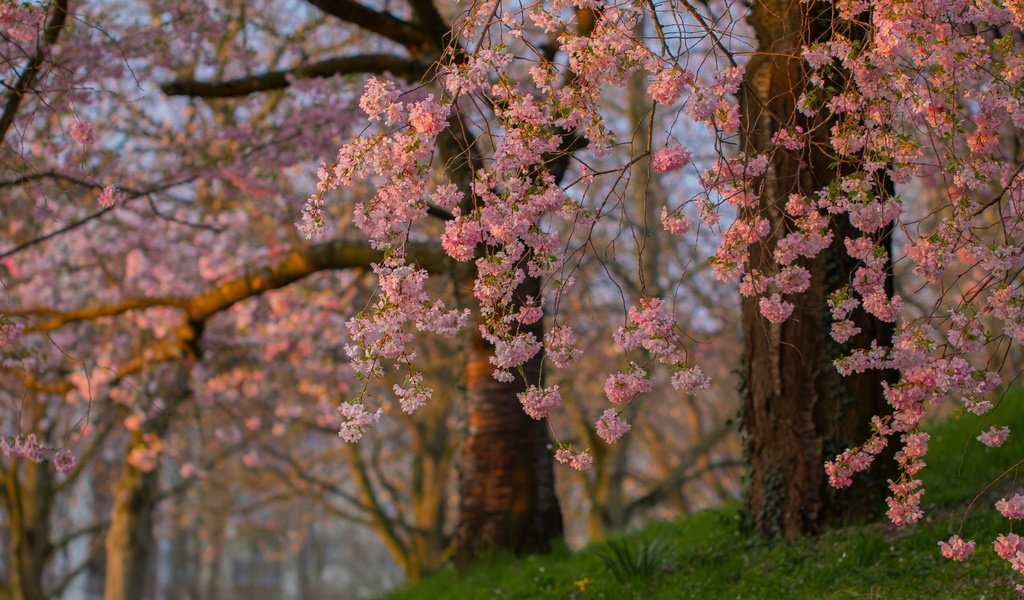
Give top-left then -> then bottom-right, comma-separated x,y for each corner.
304,0 -> 430,50
161,54 -> 423,98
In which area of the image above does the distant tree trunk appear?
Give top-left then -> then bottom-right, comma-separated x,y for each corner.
407,408 -> 456,577
198,511 -> 227,600
3,397 -> 54,600
104,363 -> 189,600
167,522 -> 199,600
103,440 -> 160,600
454,275 -> 563,566
739,0 -> 895,537
4,459 -> 53,600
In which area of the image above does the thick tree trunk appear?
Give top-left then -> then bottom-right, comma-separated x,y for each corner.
453,275 -> 563,566
739,0 -> 895,537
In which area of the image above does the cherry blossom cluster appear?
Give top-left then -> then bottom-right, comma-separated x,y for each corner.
0,2 -> 43,44
1,434 -> 76,475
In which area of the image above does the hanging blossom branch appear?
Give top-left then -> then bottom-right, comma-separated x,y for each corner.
299,2 -> 715,462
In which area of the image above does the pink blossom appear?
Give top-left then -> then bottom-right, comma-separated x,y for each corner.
408,96 -> 449,136
647,68 -> 692,105
886,496 -> 923,526
826,447 -> 876,488
70,120 -> 96,145
652,144 -> 692,173
977,425 -> 1010,448
98,185 -> 123,208
490,332 -> 542,371
53,449 -> 75,475
545,325 -> 582,368
394,373 -> 432,414
831,319 -> 861,344
441,217 -> 484,261
359,77 -> 401,122
901,432 -> 929,459
0,3 -> 41,43
671,365 -> 711,394
785,194 -> 812,216
338,402 -> 383,443
861,290 -> 902,323
938,535 -> 975,561
995,533 -> 1024,560
518,385 -> 561,420
570,450 -> 593,472
431,183 -> 464,209
554,446 -> 593,471
614,297 -> 681,358
771,127 -> 805,151
660,206 -> 691,234
595,409 -> 631,444
996,494 -> 1024,520
775,266 -> 811,294
1,434 -> 44,463
759,294 -> 794,324
516,302 -> 543,325
990,287 -> 1024,344
603,365 -> 652,404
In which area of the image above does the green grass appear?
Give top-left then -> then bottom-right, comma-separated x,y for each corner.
386,389 -> 1024,599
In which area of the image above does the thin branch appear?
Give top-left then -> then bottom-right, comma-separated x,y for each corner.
0,177 -> 199,260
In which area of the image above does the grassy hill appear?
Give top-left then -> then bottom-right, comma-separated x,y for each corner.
386,389 -> 1024,599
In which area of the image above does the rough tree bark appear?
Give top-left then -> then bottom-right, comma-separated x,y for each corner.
739,0 -> 896,537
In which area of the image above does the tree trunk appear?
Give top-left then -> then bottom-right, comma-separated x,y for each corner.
4,459 -> 53,600
167,522 -> 198,600
3,396 -> 54,600
104,363 -> 189,600
453,275 -> 563,566
408,413 -> 455,577
103,441 -> 160,600
739,0 -> 895,537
